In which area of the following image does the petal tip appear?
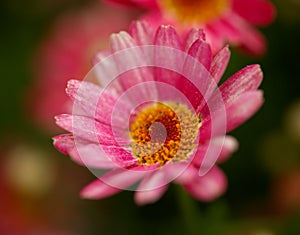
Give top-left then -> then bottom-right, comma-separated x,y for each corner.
52,134 -> 73,155
65,79 -> 80,96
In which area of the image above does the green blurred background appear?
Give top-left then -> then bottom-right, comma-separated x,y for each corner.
0,0 -> 300,234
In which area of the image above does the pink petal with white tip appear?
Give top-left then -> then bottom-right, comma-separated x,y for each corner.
93,50 -> 111,65
219,64 -> 263,103
66,79 -> 131,126
201,64 -> 263,122
209,45 -> 231,84
184,28 -> 206,52
181,40 -> 214,110
129,21 -> 154,45
154,25 -> 182,50
110,31 -> 156,101
154,25 -> 183,90
55,114 -> 129,146
187,39 -> 212,71
53,134 -> 116,168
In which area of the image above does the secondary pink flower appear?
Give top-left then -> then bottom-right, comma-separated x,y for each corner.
105,0 -> 276,56
27,3 -> 133,132
53,21 -> 264,205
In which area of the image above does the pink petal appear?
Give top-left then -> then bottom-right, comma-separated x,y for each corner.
187,39 -> 212,71
219,64 -> 263,104
181,40 -> 214,110
225,90 -> 264,132
233,0 -> 276,26
81,179 -> 121,200
161,161 -> 191,183
213,15 -> 242,45
93,50 -> 111,65
104,0 -> 158,9
53,134 -> 74,155
154,25 -> 182,50
109,31 -> 156,100
193,135 -> 239,166
215,136 -> 239,163
201,64 -> 263,122
66,79 -> 131,126
179,166 -> 227,202
185,39 -> 213,110
55,114 -> 138,167
55,114 -> 129,146
135,169 -> 168,191
203,25 -> 225,55
154,25 -> 182,76
134,185 -> 168,205
184,28 -> 206,52
210,45 -> 231,84
53,134 -> 116,168
154,25 -> 185,98
134,171 -> 169,205
238,26 -> 267,57
129,21 -> 154,45
100,145 -> 138,168
133,161 -> 191,205
225,14 -> 267,56
110,31 -> 137,51
66,79 -> 101,118
80,168 -> 148,199
199,90 -> 264,141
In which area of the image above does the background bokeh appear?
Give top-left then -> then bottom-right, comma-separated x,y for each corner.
1,0 -> 300,234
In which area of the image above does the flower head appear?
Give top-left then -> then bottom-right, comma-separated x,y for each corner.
105,0 -> 276,56
53,21 -> 263,205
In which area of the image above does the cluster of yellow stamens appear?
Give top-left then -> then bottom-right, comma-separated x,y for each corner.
160,0 -> 229,25
129,102 -> 201,166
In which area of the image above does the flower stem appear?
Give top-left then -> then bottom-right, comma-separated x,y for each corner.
176,185 -> 200,235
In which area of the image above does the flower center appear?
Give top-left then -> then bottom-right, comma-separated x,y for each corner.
130,103 -> 201,166
160,0 -> 229,25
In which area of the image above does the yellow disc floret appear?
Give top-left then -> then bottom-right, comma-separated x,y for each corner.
130,102 -> 201,166
160,0 -> 229,25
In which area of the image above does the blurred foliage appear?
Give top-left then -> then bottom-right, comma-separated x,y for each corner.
0,0 -> 300,234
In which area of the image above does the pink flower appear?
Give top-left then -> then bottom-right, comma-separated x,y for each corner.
27,4 -> 133,132
53,21 -> 264,205
104,0 -> 276,56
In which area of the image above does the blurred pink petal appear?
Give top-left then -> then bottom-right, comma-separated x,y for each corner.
28,3 -> 133,132
80,168 -> 147,199
177,165 -> 227,201
105,0 -> 276,56
232,0 -> 276,26
134,171 -> 169,205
